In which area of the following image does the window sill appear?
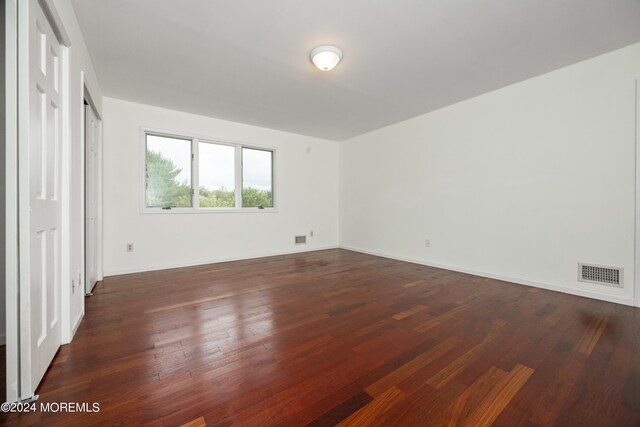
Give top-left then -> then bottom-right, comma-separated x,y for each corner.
141,207 -> 278,215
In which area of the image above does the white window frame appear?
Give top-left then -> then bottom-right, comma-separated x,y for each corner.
140,127 -> 277,214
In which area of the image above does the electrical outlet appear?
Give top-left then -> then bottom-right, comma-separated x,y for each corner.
310,230 -> 314,237
424,238 -> 431,248
127,243 -> 134,252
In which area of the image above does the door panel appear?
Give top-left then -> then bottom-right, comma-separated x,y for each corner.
85,104 -> 99,294
26,0 -> 63,394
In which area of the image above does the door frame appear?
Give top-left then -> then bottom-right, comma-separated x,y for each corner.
635,80 -> 640,308
82,81 -> 103,297
16,0 -> 31,400
5,0 -> 19,404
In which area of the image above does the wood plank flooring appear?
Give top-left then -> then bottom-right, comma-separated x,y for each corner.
2,248 -> 640,426
0,345 -> 5,404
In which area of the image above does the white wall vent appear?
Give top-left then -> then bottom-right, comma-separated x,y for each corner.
578,263 -> 623,288
295,235 -> 307,245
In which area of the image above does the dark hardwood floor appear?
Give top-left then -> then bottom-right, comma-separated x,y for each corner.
3,248 -> 640,426
0,345 -> 5,404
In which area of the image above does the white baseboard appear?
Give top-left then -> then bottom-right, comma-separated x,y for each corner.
340,245 -> 636,307
104,244 -> 340,277
69,311 -> 84,343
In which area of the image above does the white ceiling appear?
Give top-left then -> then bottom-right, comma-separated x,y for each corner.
71,0 -> 640,141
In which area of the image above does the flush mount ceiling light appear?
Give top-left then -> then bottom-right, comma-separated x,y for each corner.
310,45 -> 343,71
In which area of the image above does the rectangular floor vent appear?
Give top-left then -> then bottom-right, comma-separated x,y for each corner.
295,235 -> 307,245
578,263 -> 623,288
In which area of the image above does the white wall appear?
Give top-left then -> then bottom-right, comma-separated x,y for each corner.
52,0 -> 103,338
103,98 -> 339,275
341,42 -> 640,306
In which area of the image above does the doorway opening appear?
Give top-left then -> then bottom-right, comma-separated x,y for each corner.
84,97 -> 101,296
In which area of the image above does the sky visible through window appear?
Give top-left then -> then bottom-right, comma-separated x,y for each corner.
147,135 -> 191,184
243,148 -> 272,191
147,135 -> 272,191
146,134 -> 273,209
199,142 -> 234,190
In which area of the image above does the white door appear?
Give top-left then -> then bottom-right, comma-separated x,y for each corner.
85,104 -> 99,294
23,0 -> 63,395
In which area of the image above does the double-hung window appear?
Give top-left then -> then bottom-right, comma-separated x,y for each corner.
144,131 -> 275,212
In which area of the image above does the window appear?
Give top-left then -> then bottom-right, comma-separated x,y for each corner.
199,142 -> 235,208
242,148 -> 273,207
145,134 -> 192,208
144,132 -> 275,211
